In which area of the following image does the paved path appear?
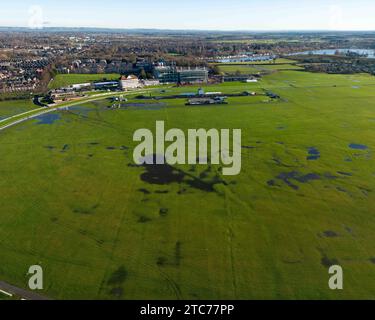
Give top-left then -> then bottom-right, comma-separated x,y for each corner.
0,89 -> 154,132
0,281 -> 51,300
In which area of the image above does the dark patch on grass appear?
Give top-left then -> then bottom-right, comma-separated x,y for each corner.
156,242 -> 182,267
267,180 -> 278,187
324,173 -> 338,180
321,255 -> 339,268
106,146 -> 116,150
155,190 -> 169,194
200,171 -> 209,179
159,208 -> 169,217
242,146 -> 256,149
138,215 -> 152,223
61,144 -> 69,152
336,187 -> 347,193
189,165 -> 196,173
139,154 -> 226,193
322,230 -> 339,238
177,188 -> 187,195
140,157 -> 185,185
96,239 -> 104,246
337,171 -> 352,176
120,146 -> 129,150
138,188 -> 151,195
109,287 -> 124,298
44,146 -> 55,150
107,266 -> 128,286
186,174 -> 225,192
370,258 -> 375,264
78,229 -> 87,235
345,226 -> 354,234
73,203 -> 99,215
272,157 -> 297,168
358,186 -> 371,196
89,142 -> 99,146
157,257 -> 168,267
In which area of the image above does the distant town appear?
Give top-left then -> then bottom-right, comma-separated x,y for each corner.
2,29 -> 375,104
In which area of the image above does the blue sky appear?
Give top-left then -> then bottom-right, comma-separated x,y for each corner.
1,0 -> 375,30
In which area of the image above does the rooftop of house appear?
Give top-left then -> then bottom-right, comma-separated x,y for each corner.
121,75 -> 138,81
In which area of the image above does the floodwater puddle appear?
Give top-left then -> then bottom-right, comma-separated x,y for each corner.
349,143 -> 369,150
275,171 -> 321,190
35,113 -> 61,125
119,103 -> 166,110
135,154 -> 227,193
68,105 -> 95,116
307,147 -> 320,160
268,170 -> 337,190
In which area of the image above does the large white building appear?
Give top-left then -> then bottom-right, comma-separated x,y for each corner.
120,75 -> 141,90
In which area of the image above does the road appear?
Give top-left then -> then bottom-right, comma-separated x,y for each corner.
0,88 -> 155,132
0,281 -> 50,300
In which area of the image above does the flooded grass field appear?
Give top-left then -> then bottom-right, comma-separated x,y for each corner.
0,70 -> 374,299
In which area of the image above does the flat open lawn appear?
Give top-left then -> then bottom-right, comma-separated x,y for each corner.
0,71 -> 375,299
217,63 -> 303,75
0,99 -> 38,120
48,73 -> 121,90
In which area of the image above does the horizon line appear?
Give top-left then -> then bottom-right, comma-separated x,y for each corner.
1,26 -> 375,33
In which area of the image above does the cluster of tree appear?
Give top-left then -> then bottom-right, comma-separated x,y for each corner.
293,55 -> 375,75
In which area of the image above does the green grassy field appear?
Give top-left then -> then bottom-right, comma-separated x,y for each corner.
0,70 -> 375,300
217,63 -> 303,75
48,73 -> 121,90
0,99 -> 38,119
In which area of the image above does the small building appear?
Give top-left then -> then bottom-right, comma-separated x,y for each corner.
93,81 -> 119,90
120,75 -> 141,90
224,75 -> 259,82
186,96 -> 227,106
71,83 -> 92,91
141,79 -> 160,87
245,79 -> 258,83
